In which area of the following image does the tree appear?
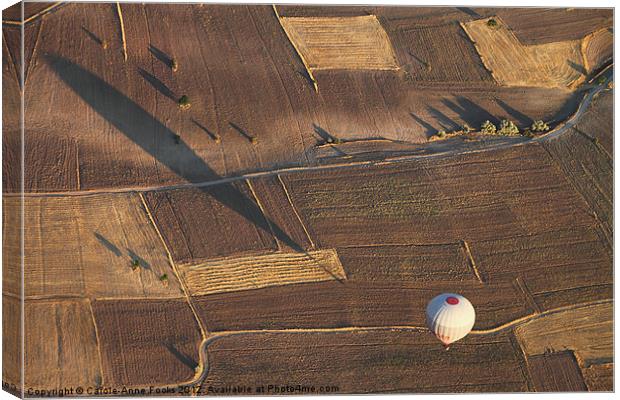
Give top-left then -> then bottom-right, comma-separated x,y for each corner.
480,120 -> 497,135
530,120 -> 550,132
497,119 -> 519,136
131,259 -> 139,270
461,123 -> 473,133
171,58 -> 179,72
487,18 -> 499,28
178,95 -> 191,110
436,130 -> 446,138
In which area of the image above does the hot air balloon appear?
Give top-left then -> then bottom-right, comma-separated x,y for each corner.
426,293 -> 476,349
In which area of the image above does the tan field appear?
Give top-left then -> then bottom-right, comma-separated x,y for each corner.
179,249 -> 345,296
463,17 -> 587,88
280,15 -> 399,71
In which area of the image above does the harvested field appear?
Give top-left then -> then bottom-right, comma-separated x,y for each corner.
527,351 -> 587,392
582,363 -> 613,391
13,3 -> 583,192
91,299 -> 203,386
463,17 -> 586,88
515,301 -> 612,366
179,249 -> 345,296
542,128 -> 613,247
24,299 -> 101,388
5,193 -> 182,299
193,274 -> 532,332
279,16 -> 399,71
583,28 -> 613,73
202,330 -> 529,393
142,184 -> 278,264
2,295 -> 21,389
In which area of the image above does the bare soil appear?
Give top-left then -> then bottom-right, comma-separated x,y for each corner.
527,351 -> 587,392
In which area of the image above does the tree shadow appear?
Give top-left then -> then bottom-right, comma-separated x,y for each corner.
409,113 -> 436,137
46,54 -> 302,253
427,106 -> 459,131
94,232 -> 121,257
456,7 -> 481,19
312,123 -> 336,144
229,122 -> 255,142
442,97 -> 496,128
496,99 -> 531,126
191,118 -> 220,142
137,67 -> 176,101
164,342 -> 198,371
567,60 -> 587,76
81,26 -> 104,47
126,248 -> 151,270
148,44 -> 173,68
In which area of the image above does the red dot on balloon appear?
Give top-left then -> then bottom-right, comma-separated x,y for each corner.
446,296 -> 459,305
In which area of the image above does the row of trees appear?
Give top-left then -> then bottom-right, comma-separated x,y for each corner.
435,119 -> 550,139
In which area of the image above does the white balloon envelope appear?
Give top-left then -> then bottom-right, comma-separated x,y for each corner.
426,293 -> 476,346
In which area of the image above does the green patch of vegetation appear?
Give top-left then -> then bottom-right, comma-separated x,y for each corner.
487,18 -> 499,28
178,95 -> 191,110
159,274 -> 169,283
249,136 -> 258,145
480,120 -> 497,135
497,119 -> 519,136
436,130 -> 446,138
131,259 -> 139,270
530,120 -> 550,133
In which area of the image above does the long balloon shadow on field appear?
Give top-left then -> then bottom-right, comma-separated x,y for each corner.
46,54 -> 303,254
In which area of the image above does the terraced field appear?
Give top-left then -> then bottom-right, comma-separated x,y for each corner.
2,3 -> 613,395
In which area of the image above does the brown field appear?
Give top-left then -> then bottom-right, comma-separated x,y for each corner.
574,90 -> 613,155
514,302 -> 612,365
142,184 -> 277,264
2,295 -> 21,389
582,363 -> 613,391
387,22 -> 493,83
24,299 -> 101,388
91,299 -> 203,386
542,128 -> 613,247
193,273 -> 532,332
463,17 -> 586,88
4,194 -> 182,299
178,249 -> 345,296
249,175 -> 315,251
527,351 -> 587,392
5,3 -> 586,192
279,16 -> 399,71
202,330 -> 530,393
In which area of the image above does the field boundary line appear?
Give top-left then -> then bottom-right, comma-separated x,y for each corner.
272,5 -> 318,92
86,298 -> 106,387
277,174 -> 316,249
246,179 -> 280,251
514,276 -> 542,314
115,2 -> 128,61
138,193 -> 207,339
2,2 -> 63,26
460,240 -> 484,283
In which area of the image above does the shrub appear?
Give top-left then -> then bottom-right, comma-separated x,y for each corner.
461,123 -> 473,133
131,259 -> 139,270
178,95 -> 191,110
487,18 -> 498,28
480,120 -> 497,135
530,120 -> 550,132
171,58 -> 178,72
436,130 -> 446,138
160,274 -> 169,282
497,119 -> 519,136
249,136 -> 258,145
